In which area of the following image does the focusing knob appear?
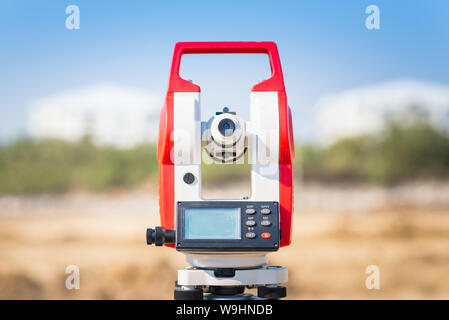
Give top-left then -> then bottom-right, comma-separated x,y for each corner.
146,227 -> 175,246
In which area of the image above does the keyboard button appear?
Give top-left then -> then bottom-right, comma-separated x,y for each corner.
260,220 -> 271,227
261,232 -> 271,239
245,232 -> 256,239
245,220 -> 256,227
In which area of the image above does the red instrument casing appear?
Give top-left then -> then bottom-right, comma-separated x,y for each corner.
157,42 -> 294,247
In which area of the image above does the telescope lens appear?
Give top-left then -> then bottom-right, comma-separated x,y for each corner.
218,118 -> 236,137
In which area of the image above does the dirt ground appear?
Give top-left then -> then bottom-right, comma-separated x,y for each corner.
1,195 -> 449,299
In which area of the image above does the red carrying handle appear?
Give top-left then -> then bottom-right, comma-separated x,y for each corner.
168,41 -> 285,93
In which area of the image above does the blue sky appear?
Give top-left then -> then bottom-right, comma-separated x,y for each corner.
0,0 -> 448,141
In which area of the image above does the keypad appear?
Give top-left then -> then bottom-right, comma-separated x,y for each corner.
243,203 -> 277,242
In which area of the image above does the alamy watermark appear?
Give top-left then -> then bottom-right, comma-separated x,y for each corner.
365,5 -> 380,30
65,5 -> 80,30
65,265 -> 80,290
365,265 -> 380,290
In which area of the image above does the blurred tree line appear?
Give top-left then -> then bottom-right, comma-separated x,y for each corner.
0,136 -> 158,194
0,110 -> 448,194
298,108 -> 449,184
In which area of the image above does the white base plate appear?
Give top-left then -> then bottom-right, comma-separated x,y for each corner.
177,266 -> 287,286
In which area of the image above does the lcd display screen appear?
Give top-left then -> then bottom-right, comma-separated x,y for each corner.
184,208 -> 241,239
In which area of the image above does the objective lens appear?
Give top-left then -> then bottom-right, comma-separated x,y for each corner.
218,118 -> 236,137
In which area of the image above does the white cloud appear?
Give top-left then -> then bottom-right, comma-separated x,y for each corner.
27,84 -> 162,148
316,78 -> 449,144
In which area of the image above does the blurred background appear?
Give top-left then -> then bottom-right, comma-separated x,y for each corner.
1,0 -> 449,299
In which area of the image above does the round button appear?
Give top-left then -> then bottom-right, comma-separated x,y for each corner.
261,208 -> 271,215
245,232 -> 256,239
245,208 -> 256,214
245,220 -> 256,227
183,173 -> 195,184
260,220 -> 271,227
261,232 -> 271,239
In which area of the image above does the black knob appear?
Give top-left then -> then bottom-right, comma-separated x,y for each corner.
174,288 -> 203,300
257,286 -> 287,299
183,172 -> 195,184
146,228 -> 154,245
146,226 -> 175,246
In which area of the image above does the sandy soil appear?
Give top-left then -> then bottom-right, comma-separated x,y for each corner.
0,186 -> 449,299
